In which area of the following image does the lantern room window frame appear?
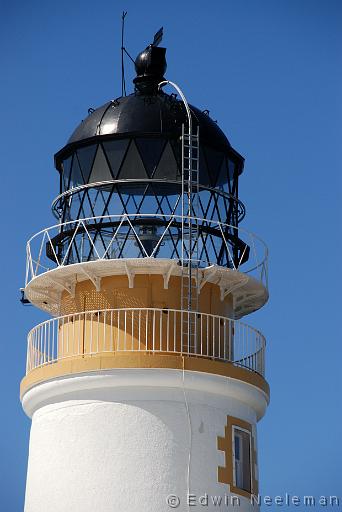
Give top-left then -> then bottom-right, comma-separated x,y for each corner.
55,134 -> 244,196
52,132 -> 246,269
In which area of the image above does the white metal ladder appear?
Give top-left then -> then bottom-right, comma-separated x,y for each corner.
181,123 -> 200,353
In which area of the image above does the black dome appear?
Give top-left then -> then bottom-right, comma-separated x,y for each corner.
55,38 -> 244,181
54,90 -> 244,185
66,92 -> 231,151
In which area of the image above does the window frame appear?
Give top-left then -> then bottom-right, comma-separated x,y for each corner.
232,425 -> 253,493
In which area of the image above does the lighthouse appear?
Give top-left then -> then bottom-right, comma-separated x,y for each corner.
21,32 -> 269,512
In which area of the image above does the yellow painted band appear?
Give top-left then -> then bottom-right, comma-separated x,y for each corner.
20,353 -> 270,399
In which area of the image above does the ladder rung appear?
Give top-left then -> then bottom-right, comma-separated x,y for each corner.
181,123 -> 199,318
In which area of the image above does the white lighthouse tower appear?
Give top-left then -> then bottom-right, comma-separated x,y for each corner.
21,33 -> 269,512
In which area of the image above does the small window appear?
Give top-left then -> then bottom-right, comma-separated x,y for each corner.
233,427 -> 252,492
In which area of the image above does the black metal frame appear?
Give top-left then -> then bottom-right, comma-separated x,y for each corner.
51,129 -> 246,270
47,218 -> 249,269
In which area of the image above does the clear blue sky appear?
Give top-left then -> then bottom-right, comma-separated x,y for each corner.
1,1 -> 341,510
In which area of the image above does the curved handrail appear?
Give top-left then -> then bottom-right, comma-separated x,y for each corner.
26,308 -> 266,377
51,179 -> 246,223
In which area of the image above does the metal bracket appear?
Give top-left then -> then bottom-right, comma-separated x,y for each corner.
79,267 -> 102,292
49,276 -> 76,298
200,266 -> 220,290
124,262 -> 135,288
219,275 -> 249,302
163,261 -> 177,289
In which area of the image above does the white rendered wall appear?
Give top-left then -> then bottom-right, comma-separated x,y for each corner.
22,370 -> 268,512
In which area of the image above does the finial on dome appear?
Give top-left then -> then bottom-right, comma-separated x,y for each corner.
133,27 -> 167,94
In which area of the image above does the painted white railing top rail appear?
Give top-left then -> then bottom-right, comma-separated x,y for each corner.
26,308 -> 266,377
25,214 -> 268,289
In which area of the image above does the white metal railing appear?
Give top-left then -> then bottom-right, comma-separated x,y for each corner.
26,308 -> 266,377
25,214 -> 268,290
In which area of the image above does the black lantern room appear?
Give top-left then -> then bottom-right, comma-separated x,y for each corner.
50,39 -> 248,268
